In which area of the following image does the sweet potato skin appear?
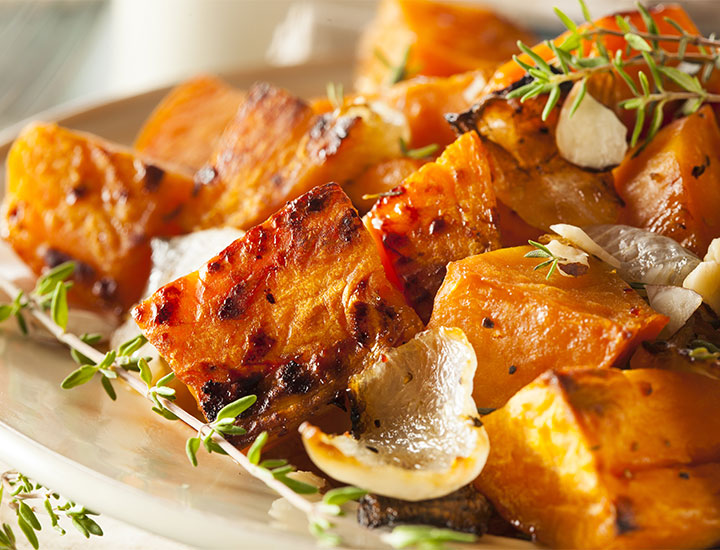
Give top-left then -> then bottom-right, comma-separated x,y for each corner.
428,246 -> 667,409
133,183 -> 422,446
476,368 -> 720,549
2,123 -> 195,313
344,157 -> 424,215
366,132 -> 500,323
189,83 -> 400,230
355,0 -> 535,94
134,75 -> 245,171
614,106 -> 720,255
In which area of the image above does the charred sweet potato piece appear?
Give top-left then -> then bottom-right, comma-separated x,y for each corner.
366,132 -> 500,323
133,183 -> 422,446
428,246 -> 667,409
354,0 -> 535,94
461,94 -> 622,232
344,157 -> 424,215
134,75 -> 245,171
476,368 -> 720,549
614,106 -> 720,255
188,83 -> 401,230
1,123 -> 195,313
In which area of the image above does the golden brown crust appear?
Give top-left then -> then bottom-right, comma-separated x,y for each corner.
366,132 -> 501,323
133,183 -> 422,445
2,122 -> 195,313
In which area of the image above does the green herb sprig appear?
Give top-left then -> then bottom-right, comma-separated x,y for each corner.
326,82 -> 345,111
688,339 -> 720,360
374,46 -> 419,85
0,471 -> 102,550
310,486 -> 369,547
399,138 -> 439,160
381,525 -> 476,549
506,0 -> 720,148
525,240 -> 562,279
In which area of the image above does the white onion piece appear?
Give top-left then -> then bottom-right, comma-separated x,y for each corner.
683,238 -> 720,315
556,82 -> 628,170
550,223 -> 620,268
584,225 -> 700,286
646,285 -> 702,337
301,327 -> 489,501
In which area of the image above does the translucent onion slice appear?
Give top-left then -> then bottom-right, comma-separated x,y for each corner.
683,238 -> 720,315
300,327 -> 489,502
550,223 -> 620,268
583,224 -> 700,286
646,285 -> 702,337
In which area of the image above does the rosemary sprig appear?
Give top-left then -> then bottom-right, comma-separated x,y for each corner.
506,0 -> 720,148
0,471 -> 102,549
525,240 -> 561,279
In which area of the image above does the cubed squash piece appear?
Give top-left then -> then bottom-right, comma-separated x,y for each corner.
476,368 -> 720,549
188,83 -> 402,230
354,0 -> 534,94
365,132 -> 501,323
1,123 -> 196,313
470,94 -> 622,232
428,246 -> 667,409
134,75 -> 245,171
614,106 -> 720,255
133,183 -> 422,446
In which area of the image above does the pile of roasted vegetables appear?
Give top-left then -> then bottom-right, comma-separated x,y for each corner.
3,0 -> 720,547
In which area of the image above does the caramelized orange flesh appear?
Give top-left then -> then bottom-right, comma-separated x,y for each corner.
614,106 -> 720,255
355,0 -> 535,94
133,183 -> 422,446
477,368 -> 720,549
366,132 -> 500,323
2,123 -> 195,313
428,246 -> 668,409
134,75 -> 245,171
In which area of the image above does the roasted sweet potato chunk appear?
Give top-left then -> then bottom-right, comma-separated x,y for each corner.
344,157 -> 424,215
1,123 -> 195,313
188,83 -> 401,230
366,132 -> 500,323
134,75 -> 245,171
133,183 -> 422,446
354,0 -> 534,94
428,246 -> 667,409
476,368 -> 720,549
614,106 -> 720,255
462,94 -> 622,232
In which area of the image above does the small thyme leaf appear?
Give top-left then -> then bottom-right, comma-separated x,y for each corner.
0,305 -> 12,323
155,372 -> 175,387
116,334 -> 147,357
16,517 -> 38,550
186,437 -> 200,467
101,376 -> 117,401
277,476 -> 319,495
625,33 -> 652,52
138,358 -> 152,388
71,517 -> 89,538
259,459 -> 288,469
80,333 -> 102,345
578,0 -> 592,22
569,78 -> 588,117
247,431 -> 268,465
658,65 -> 703,93
50,281 -> 69,330
18,502 -> 40,531
554,7 -> 577,32
61,365 -> 98,390
322,486 -> 368,506
215,395 -> 257,422
383,525 -> 476,549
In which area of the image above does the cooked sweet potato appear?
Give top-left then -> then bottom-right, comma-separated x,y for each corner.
1,123 -> 195,313
133,183 -> 422,446
188,83 -> 402,230
463,94 -> 622,232
365,132 -> 500,323
134,75 -> 245,171
614,106 -> 720,255
344,157 -> 424,215
354,0 -> 535,94
428,245 -> 667,409
476,368 -> 720,549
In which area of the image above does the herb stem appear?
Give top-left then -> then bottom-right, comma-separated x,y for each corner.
0,275 -> 368,540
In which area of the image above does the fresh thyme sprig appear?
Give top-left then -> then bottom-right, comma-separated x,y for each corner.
0,274 -> 477,549
399,138 -> 439,160
0,471 -> 102,549
374,45 -> 418,85
506,0 -> 720,148
382,525 -> 476,549
525,240 -> 562,279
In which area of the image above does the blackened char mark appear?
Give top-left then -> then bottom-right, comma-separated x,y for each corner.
339,209 -> 362,243
349,302 -> 371,345
153,284 -> 181,324
277,360 -> 313,394
200,372 -> 263,422
218,282 -> 247,320
144,164 -> 165,191
43,248 -> 95,282
243,328 -> 276,363
614,496 -> 637,535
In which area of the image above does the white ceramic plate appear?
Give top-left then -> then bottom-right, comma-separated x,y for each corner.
0,62 -> 532,550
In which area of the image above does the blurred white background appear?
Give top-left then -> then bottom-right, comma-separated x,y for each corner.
1,0 -> 718,129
